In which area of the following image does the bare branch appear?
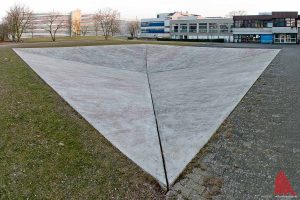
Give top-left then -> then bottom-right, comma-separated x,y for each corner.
96,8 -> 120,40
227,10 -> 247,17
6,4 -> 32,42
0,18 -> 10,41
45,11 -> 69,41
81,25 -> 89,36
128,20 -> 140,38
93,13 -> 101,36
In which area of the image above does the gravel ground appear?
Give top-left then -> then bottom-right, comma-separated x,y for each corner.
167,44 -> 300,199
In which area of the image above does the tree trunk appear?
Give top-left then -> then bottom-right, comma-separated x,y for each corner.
50,32 -> 55,42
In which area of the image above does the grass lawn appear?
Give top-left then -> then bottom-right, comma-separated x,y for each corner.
0,39 -> 189,199
21,35 -> 111,43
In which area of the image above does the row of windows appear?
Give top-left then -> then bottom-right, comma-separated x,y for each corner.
234,33 -> 297,43
141,28 -> 165,33
171,23 -> 232,33
274,18 -> 296,27
234,18 -> 299,28
141,21 -> 164,27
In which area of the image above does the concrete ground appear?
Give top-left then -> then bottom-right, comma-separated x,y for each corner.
167,44 -> 300,199
14,45 -> 279,189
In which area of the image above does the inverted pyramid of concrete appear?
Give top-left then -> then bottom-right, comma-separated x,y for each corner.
14,45 -> 280,186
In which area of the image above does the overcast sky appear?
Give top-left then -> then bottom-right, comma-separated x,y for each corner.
1,0 -> 300,20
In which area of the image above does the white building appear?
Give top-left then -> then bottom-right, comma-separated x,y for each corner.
140,12 -> 201,38
170,17 -> 234,42
23,12 -> 71,38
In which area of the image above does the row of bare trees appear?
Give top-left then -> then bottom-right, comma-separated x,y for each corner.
0,4 -> 66,42
0,4 -> 133,42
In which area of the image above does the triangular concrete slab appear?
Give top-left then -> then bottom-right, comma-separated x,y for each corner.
14,45 -> 280,187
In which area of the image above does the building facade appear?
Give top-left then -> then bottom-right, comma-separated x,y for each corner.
23,12 -> 71,38
170,17 -> 233,42
22,10 -> 132,38
233,12 -> 300,44
140,12 -> 200,38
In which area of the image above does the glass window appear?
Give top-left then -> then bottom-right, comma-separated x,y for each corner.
179,24 -> 187,33
209,23 -> 218,33
266,21 -> 273,28
240,34 -> 261,43
274,33 -> 297,43
234,20 -> 243,28
220,24 -> 229,33
189,24 -> 197,33
198,23 -> 207,33
141,22 -> 149,27
285,18 -> 296,27
172,24 -> 179,32
274,18 -> 285,27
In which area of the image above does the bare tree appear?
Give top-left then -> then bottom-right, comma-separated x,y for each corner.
5,15 -> 15,41
96,8 -> 120,40
227,10 -> 247,17
0,19 -> 9,41
110,18 -> 120,36
92,14 -> 101,36
128,20 -> 140,38
81,25 -> 89,36
6,4 -> 32,42
28,18 -> 34,38
45,12 -> 68,41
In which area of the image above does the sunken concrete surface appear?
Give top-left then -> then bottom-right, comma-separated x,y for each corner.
13,45 -> 280,187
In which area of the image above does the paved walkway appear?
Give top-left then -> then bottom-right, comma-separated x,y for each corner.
167,45 -> 300,199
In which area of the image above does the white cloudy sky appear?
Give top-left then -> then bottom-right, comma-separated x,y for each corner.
1,0 -> 300,20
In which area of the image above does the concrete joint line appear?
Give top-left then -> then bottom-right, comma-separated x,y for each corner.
144,45 -> 170,190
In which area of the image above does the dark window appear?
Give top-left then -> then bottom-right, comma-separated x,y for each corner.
235,20 -> 273,28
173,24 -> 179,32
209,23 -> 218,33
234,20 -> 242,28
179,24 -> 187,33
189,24 -> 197,33
141,28 -> 164,33
220,24 -> 229,33
198,23 -> 207,33
273,18 -> 286,27
234,34 -> 261,43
